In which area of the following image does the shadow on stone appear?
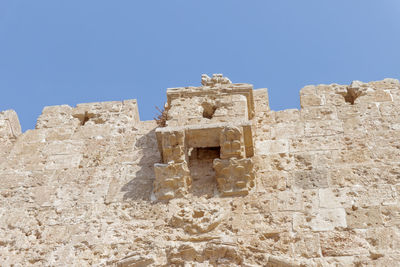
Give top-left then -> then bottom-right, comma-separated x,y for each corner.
121,128 -> 159,201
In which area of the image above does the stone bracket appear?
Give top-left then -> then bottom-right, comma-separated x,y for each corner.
213,158 -> 255,197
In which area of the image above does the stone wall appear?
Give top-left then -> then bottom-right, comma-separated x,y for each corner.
0,109 -> 21,166
0,78 -> 399,266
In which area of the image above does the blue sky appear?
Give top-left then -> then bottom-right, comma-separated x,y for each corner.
1,1 -> 399,131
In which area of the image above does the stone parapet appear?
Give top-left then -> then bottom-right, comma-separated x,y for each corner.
36,99 -> 140,129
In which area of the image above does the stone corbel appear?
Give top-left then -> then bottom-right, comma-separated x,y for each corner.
153,162 -> 191,200
219,126 -> 245,159
213,157 -> 255,196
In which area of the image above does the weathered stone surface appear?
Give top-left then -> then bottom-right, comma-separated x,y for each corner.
0,76 -> 399,265
153,162 -> 191,200
213,157 -> 255,196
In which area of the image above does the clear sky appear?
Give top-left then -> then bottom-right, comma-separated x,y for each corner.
1,1 -> 399,131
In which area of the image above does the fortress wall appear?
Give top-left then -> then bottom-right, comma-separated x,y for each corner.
0,79 -> 399,266
251,78 -> 400,264
0,109 -> 21,165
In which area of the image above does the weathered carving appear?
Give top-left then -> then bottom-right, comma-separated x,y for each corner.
201,74 -> 232,86
161,130 -> 185,163
213,158 -> 255,196
220,126 -> 244,159
153,162 -> 191,200
170,203 -> 226,234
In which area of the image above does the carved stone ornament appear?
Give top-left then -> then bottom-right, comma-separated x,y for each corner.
220,126 -> 244,159
213,157 -> 255,196
153,162 -> 191,200
201,74 -> 232,86
161,130 -> 185,163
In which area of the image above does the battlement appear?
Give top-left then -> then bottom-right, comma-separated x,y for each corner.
36,99 -> 140,129
300,78 -> 399,108
2,76 -> 398,137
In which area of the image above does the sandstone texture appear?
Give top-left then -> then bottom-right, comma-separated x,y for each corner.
1,75 -> 400,266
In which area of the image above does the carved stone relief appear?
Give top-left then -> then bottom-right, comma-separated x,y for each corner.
213,158 -> 255,196
161,130 -> 185,164
220,126 -> 244,159
153,162 -> 191,200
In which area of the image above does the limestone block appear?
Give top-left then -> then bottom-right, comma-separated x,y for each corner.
365,227 -> 400,253
319,231 -> 370,257
324,92 -> 347,106
370,78 -> 400,88
254,153 -> 295,172
72,124 -> 113,140
293,169 -> 329,189
341,116 -> 365,136
257,211 -> 293,234
333,148 -> 373,165
274,109 -> 300,123
324,185 -> 397,209
291,232 -> 321,258
258,170 -> 287,190
33,185 -> 55,206
299,85 -> 316,95
255,139 -> 289,155
213,158 -> 255,196
269,190 -> 303,211
251,231 -> 293,257
121,99 -> 140,125
42,140 -> 83,156
319,188 -> 343,209
355,89 -> 393,103
381,205 -> 400,227
379,102 -> 400,116
219,126 -> 244,159
116,255 -> 155,267
300,94 -> 324,108
160,130 -> 185,163
293,208 -> 347,232
345,206 -> 383,229
289,135 -> 344,152
153,162 -> 191,200
267,255 -> 312,267
301,106 -> 338,121
304,120 -> 343,137
36,105 -> 80,129
353,255 -> 400,266
301,189 -> 320,211
255,110 -> 275,125
0,142 -> 13,166
292,151 -> 334,171
0,109 -> 21,139
167,242 -> 242,266
253,88 -> 270,113
313,256 -> 356,266
315,84 -> 339,94
44,127 -> 75,141
270,122 -> 304,139
16,128 -> 47,144
337,102 -> 380,120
